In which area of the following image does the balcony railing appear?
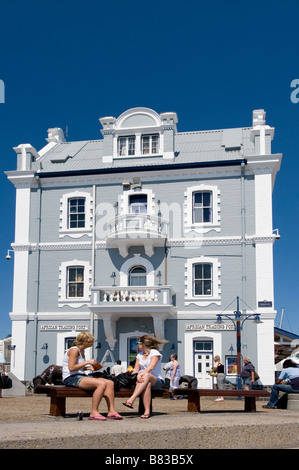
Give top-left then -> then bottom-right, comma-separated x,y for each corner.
106,213 -> 169,257
90,285 -> 176,350
91,285 -> 175,308
108,213 -> 168,237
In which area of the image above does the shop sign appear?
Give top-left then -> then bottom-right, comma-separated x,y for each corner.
258,300 -> 272,308
40,324 -> 89,331
185,323 -> 235,331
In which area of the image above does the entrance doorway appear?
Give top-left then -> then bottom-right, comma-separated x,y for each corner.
194,340 -> 213,389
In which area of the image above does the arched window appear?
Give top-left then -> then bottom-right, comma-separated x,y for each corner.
128,266 -> 147,286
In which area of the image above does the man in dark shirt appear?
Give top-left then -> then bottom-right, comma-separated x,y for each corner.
241,357 -> 255,390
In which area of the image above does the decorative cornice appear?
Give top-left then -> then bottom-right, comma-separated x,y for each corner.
10,234 -> 278,252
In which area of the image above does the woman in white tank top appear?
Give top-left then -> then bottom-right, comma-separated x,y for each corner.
63,332 -> 123,421
122,334 -> 168,419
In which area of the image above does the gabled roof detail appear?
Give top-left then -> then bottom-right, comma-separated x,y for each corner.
12,107 -> 276,174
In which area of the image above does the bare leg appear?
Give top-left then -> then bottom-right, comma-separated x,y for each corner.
140,382 -> 152,417
123,373 -> 157,417
79,377 -> 107,418
125,375 -> 152,405
79,377 -> 122,418
101,379 -> 122,417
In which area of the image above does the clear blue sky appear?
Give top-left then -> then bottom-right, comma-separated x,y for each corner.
0,0 -> 298,338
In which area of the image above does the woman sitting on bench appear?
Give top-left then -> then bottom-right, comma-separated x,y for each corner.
122,335 -> 168,419
62,332 -> 123,421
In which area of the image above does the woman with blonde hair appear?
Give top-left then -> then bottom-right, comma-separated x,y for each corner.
62,332 -> 123,420
122,335 -> 168,419
213,355 -> 225,402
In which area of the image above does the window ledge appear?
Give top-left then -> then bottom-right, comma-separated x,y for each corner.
185,297 -> 221,307
59,229 -> 92,239
59,298 -> 90,308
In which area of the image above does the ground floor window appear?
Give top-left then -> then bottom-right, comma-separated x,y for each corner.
64,336 -> 76,350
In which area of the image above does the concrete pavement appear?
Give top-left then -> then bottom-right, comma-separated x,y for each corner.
0,394 -> 299,449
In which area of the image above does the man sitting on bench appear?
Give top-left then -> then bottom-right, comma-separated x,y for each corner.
263,359 -> 299,409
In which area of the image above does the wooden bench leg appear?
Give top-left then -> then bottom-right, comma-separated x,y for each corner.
50,395 -> 66,417
187,392 -> 201,412
244,396 -> 256,412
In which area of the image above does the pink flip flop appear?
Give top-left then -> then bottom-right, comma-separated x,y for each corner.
106,414 -> 123,420
88,415 -> 107,421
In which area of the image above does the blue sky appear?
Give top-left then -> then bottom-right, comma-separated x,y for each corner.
0,0 -> 298,338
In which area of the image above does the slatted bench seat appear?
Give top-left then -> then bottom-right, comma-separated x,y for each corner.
173,388 -> 270,412
34,385 -> 169,417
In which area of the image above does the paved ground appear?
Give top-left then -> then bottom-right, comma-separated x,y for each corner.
0,394 -> 299,450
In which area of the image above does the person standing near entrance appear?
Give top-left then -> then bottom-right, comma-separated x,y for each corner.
213,355 -> 225,402
241,357 -> 255,390
163,358 -> 173,398
169,354 -> 181,400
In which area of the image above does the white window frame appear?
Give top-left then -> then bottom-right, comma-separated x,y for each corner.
128,265 -> 147,286
59,260 -> 91,307
119,256 -> 155,287
192,191 -> 213,224
68,197 -> 86,229
185,256 -> 221,306
129,193 -> 148,214
67,266 -> 85,298
185,184 -> 220,234
120,188 -> 155,216
141,134 -> 160,155
118,136 -> 136,156
193,262 -> 213,297
59,191 -> 93,238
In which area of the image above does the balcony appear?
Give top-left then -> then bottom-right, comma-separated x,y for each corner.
90,285 -> 176,350
106,213 -> 168,257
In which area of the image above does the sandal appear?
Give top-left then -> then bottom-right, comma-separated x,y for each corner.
140,413 -> 150,419
88,415 -> 107,421
106,413 -> 123,420
122,401 -> 134,409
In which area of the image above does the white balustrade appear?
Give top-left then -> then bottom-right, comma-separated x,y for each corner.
108,213 -> 168,238
92,286 -> 174,306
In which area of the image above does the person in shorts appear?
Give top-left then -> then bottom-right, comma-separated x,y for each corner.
62,332 -> 123,421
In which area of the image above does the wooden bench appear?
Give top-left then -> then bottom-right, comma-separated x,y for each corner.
34,385 -> 169,417
173,388 -> 270,412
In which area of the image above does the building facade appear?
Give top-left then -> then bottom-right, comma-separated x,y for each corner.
5,107 -> 282,386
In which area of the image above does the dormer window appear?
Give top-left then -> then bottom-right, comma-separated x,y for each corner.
100,108 -> 177,162
142,134 -> 159,155
118,136 -> 135,156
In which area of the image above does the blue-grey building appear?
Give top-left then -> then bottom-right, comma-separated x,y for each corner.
5,107 -> 282,386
